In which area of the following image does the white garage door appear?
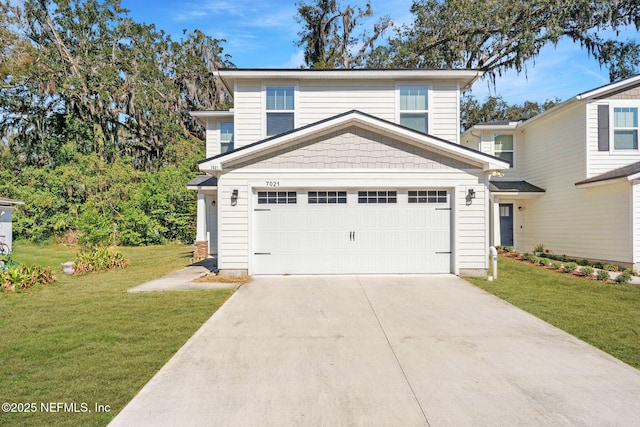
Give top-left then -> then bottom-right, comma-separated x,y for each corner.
253,189 -> 451,274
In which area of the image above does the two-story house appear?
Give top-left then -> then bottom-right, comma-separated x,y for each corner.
189,69 -> 510,276
462,74 -> 640,272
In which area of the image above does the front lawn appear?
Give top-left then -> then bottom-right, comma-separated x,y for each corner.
0,242 -> 234,426
465,255 -> 640,369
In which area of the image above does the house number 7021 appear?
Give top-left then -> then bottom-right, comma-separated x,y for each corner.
266,181 -> 279,187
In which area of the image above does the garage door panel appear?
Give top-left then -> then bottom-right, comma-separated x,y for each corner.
253,189 -> 451,274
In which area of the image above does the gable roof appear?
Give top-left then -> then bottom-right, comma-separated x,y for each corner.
198,110 -> 509,173
521,73 -> 640,129
575,160 -> 640,187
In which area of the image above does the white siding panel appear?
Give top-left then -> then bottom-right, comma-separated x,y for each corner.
430,83 -> 460,143
231,79 -> 462,149
298,80 -> 395,125
520,106 -> 633,263
634,181 -> 640,269
233,80 -> 262,147
205,121 -> 218,159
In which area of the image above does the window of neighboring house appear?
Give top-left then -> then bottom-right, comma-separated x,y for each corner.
266,86 -> 294,137
220,123 -> 234,153
494,134 -> 514,167
613,107 -> 638,150
399,85 -> 428,133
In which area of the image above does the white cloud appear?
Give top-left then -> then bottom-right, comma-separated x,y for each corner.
282,50 -> 305,68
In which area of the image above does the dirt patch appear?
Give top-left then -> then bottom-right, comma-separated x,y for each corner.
192,274 -> 251,285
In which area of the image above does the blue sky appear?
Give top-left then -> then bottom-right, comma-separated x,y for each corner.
121,0 -> 635,105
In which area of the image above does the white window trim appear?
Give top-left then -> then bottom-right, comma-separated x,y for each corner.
611,102 -> 639,153
395,82 -> 431,133
493,133 -> 516,170
262,82 -> 299,139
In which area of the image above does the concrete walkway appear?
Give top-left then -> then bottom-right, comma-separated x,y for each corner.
128,258 -> 238,292
111,275 -> 640,426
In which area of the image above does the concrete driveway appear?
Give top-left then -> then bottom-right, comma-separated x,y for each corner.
110,275 -> 640,426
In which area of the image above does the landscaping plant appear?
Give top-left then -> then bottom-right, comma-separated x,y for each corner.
615,272 -> 632,284
563,262 -> 577,274
74,246 -> 129,275
1,265 -> 55,292
580,266 -> 594,277
597,270 -> 610,281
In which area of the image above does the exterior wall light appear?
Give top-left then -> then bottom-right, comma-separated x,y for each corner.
231,189 -> 239,206
466,188 -> 476,206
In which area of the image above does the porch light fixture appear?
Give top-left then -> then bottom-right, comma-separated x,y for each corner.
231,189 -> 239,206
466,188 -> 476,206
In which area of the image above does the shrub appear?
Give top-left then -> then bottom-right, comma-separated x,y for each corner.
523,253 -> 538,263
615,272 -> 632,284
604,264 -> 619,272
578,259 -> 590,266
580,266 -> 594,277
538,258 -> 550,266
563,262 -> 577,274
533,243 -> 544,253
551,261 -> 562,270
622,268 -> 633,276
592,261 -> 605,269
1,265 -> 55,292
597,270 -> 610,281
74,246 -> 129,275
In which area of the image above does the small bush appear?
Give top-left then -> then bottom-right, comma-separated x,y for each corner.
578,259 -> 590,266
563,262 -> 577,274
523,253 -> 538,263
592,261 -> 604,269
551,261 -> 562,270
622,268 -> 633,275
615,272 -> 632,284
597,270 -> 610,281
580,266 -> 594,277
604,264 -> 619,272
1,265 -> 55,292
538,258 -> 550,266
74,246 -> 129,275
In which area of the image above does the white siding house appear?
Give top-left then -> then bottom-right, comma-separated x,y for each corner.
189,69 -> 509,276
0,197 -> 24,254
462,74 -> 640,271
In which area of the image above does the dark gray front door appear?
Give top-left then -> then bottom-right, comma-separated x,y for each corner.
499,204 -> 514,246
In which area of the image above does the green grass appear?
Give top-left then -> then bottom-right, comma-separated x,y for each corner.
466,255 -> 640,369
0,242 -> 234,426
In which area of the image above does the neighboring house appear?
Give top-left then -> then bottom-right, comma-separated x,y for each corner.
0,197 -> 24,254
189,69 -> 509,276
462,74 -> 640,272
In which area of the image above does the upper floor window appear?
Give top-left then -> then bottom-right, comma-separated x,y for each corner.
494,134 -> 514,167
266,86 -> 294,137
613,107 -> 638,150
399,85 -> 428,133
220,123 -> 234,153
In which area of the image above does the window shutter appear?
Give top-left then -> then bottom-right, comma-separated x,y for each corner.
598,105 -> 609,151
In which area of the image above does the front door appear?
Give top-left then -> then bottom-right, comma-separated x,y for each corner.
499,204 -> 514,246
